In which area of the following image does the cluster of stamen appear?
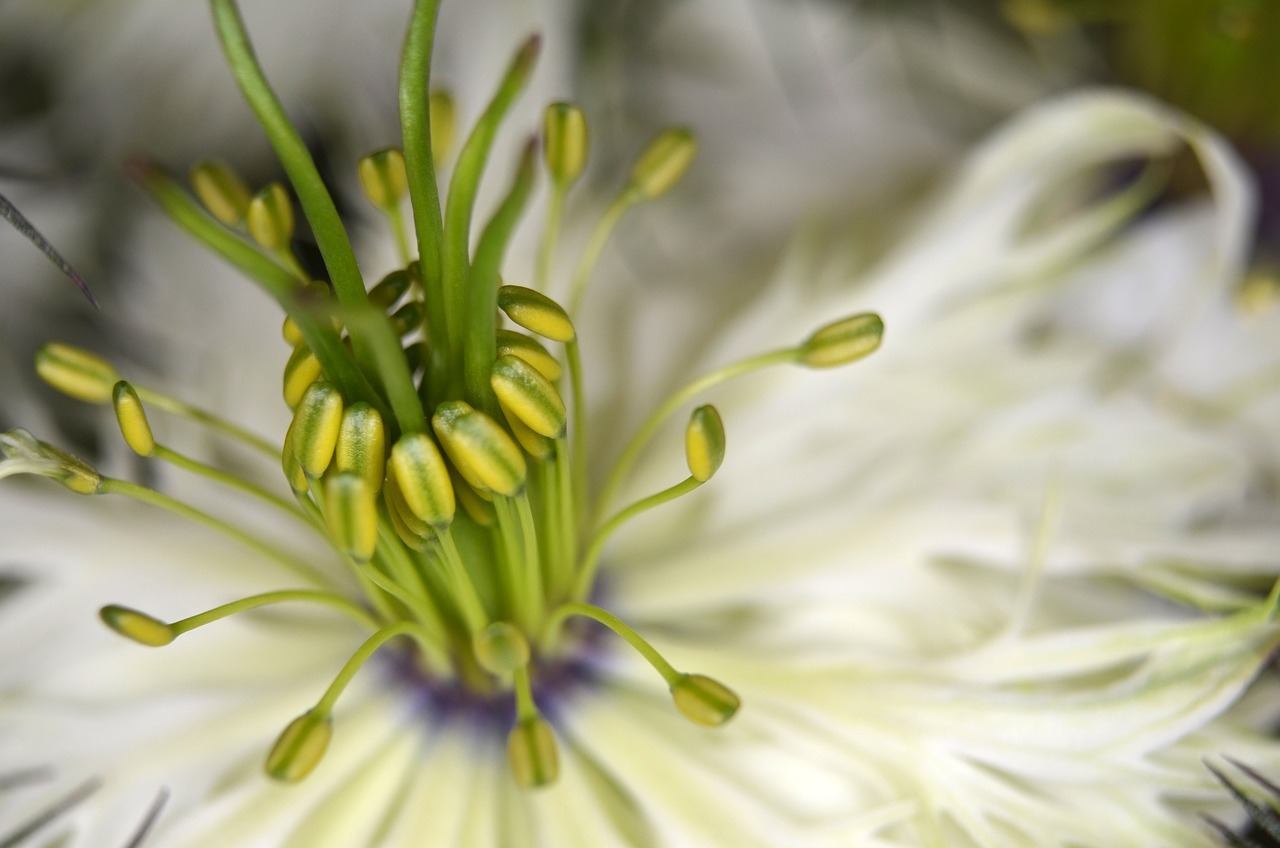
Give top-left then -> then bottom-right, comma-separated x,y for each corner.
0,0 -> 883,789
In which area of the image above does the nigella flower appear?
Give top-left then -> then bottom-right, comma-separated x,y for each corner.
3,3 -> 1280,848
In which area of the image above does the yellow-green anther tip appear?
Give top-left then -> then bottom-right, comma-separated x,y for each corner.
35,343 -> 120,404
496,330 -> 562,382
190,159 -> 252,226
428,91 -> 456,166
491,355 -> 566,439
281,315 -> 304,347
497,285 -> 575,343
358,148 -> 409,210
685,405 -> 725,483
283,344 -> 324,408
265,711 -> 333,783
508,717 -> 559,789
670,673 -> 740,727
390,433 -> 455,529
291,381 -> 345,479
99,605 -> 174,647
473,622 -> 530,676
543,102 -> 588,186
630,128 -> 697,200
432,402 -> 527,497
800,312 -> 885,369
323,472 -> 378,562
335,403 -> 386,493
247,183 -> 295,252
112,381 -> 156,457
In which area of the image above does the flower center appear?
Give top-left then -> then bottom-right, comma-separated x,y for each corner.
0,0 -> 884,791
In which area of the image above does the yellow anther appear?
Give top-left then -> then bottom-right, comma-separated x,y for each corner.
629,128 -> 697,200
190,159 -> 252,226
283,343 -> 324,408
496,330 -> 562,382
508,717 -> 559,789
543,102 -> 588,186
323,473 -> 378,562
491,355 -> 567,439
670,673 -> 740,727
281,315 -> 305,347
290,381 -> 345,479
432,401 -> 527,497
799,312 -> 884,368
429,90 -> 456,166
497,285 -> 575,343
265,710 -> 333,783
451,466 -> 496,525
390,301 -> 425,337
35,343 -> 120,404
684,405 -> 725,483
99,605 -> 174,647
502,410 -> 554,460
389,433 -> 455,530
281,419 -> 309,494
335,402 -> 386,493
384,466 -> 433,550
473,622 -> 530,676
112,381 -> 156,458
247,183 -> 296,252
368,268 -> 412,310
357,148 -> 409,210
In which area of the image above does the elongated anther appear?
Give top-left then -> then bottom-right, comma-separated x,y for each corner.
335,402 -> 386,493
451,466 -> 496,526
502,410 -> 555,459
384,465 -> 433,548
508,716 -> 559,788
190,159 -> 252,226
389,433 -> 455,529
429,91 -> 456,166
629,129 -> 697,200
497,285 -> 575,342
496,330 -> 561,381
685,405 -> 725,483
670,673 -> 740,727
283,343 -> 324,408
247,183 -> 296,252
543,102 -> 587,186
112,381 -> 156,457
491,355 -> 566,438
291,381 -> 345,478
282,315 -> 305,346
799,313 -> 884,368
323,472 -> 378,562
281,419 -> 308,494
265,710 -> 333,783
99,605 -> 175,647
432,401 -> 527,497
35,343 -> 120,404
358,148 -> 409,210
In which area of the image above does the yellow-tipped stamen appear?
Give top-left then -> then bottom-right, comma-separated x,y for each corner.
429,90 -> 456,166
335,402 -> 386,493
323,472 -> 379,562
536,102 -> 588,292
281,419 -> 309,494
247,183 -> 296,252
290,381 -> 345,479
112,381 -> 156,457
508,665 -> 559,788
190,159 -> 252,226
389,432 -> 455,529
282,314 -> 305,346
799,312 -> 885,368
283,343 -> 324,409
669,673 -> 741,727
99,605 -> 174,647
35,343 -> 121,404
497,285 -> 575,343
359,149 -> 412,264
684,404 -> 725,483
432,401 -> 527,497
491,354 -> 567,439
628,128 -> 697,201
496,329 -> 562,381
502,410 -> 555,460
266,710 -> 333,783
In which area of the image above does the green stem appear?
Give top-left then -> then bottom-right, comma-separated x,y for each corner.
314,621 -> 443,714
134,385 -> 276,457
574,476 -> 701,601
565,338 -> 587,523
169,589 -> 379,636
543,602 -> 679,685
535,185 -> 567,291
438,529 -> 491,635
153,445 -> 306,525
513,665 -> 538,721
566,191 -> 634,318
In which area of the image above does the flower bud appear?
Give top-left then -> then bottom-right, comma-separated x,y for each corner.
335,403 -> 385,493
290,382 -> 345,479
629,129 -> 696,200
35,343 -> 120,404
389,433 -> 455,530
497,286 -> 575,343
473,622 -> 530,675
368,269 -> 413,310
799,312 -> 884,369
112,381 -> 156,457
670,673 -> 740,727
429,90 -> 456,166
99,605 -> 174,647
543,102 -> 588,186
283,343 -> 324,408
490,355 -> 566,439
190,159 -> 252,226
323,473 -> 378,562
265,710 -> 333,783
357,148 -> 408,210
247,183 -> 296,252
685,405 -> 725,483
496,330 -> 561,382
432,401 -> 527,497
507,716 -> 559,789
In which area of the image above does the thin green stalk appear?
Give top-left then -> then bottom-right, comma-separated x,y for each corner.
134,385 -> 276,457
170,589 -> 380,636
438,530 -> 491,635
543,602 -> 680,685
314,621 -> 443,714
153,445 -> 307,525
565,338 -> 587,522
566,191 -> 634,317
535,186 -> 567,291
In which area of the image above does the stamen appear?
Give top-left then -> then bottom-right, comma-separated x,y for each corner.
432,401 -> 527,498
473,621 -> 529,675
189,159 -> 252,227
497,285 -> 576,343
322,473 -> 379,563
358,148 -> 411,264
490,354 -> 567,439
536,101 -> 587,292
495,329 -> 562,381
508,666 -> 559,788
282,344 -> 324,409
35,343 -> 119,404
247,183 -> 296,253
289,381 -> 345,478
335,402 -> 387,493
111,382 -> 156,457
389,432 -> 455,529
684,404 -> 725,483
